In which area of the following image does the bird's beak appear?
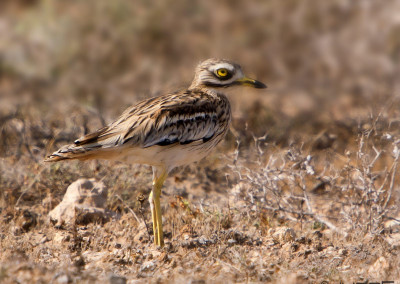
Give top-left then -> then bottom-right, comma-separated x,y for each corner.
235,77 -> 267,89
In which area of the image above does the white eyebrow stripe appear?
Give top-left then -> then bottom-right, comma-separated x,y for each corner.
211,63 -> 235,72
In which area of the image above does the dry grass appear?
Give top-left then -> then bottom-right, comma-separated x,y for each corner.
1,0 -> 400,283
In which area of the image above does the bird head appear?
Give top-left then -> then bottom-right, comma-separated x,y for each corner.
189,58 -> 267,90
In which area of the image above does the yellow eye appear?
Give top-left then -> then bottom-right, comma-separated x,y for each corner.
216,68 -> 229,77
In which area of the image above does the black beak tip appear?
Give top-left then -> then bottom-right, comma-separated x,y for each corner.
254,80 -> 267,89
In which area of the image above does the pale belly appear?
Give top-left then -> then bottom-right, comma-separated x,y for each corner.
116,134 -> 225,170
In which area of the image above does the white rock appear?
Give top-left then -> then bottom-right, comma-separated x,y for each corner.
368,256 -> 390,279
49,178 -> 112,226
56,274 -> 70,284
384,233 -> 400,249
270,227 -> 296,243
140,260 -> 157,272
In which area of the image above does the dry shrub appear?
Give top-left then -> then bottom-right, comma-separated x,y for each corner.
232,114 -> 400,236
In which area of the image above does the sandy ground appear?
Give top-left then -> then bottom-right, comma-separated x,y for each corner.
1,1 -> 400,283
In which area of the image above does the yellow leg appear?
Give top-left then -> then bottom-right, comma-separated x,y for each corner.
150,167 -> 167,247
148,191 -> 158,245
153,187 -> 163,246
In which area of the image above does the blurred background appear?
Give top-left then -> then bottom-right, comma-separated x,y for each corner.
1,0 -> 400,158
1,2 -> 400,281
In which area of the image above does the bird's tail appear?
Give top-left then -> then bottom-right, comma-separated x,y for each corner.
44,143 -> 100,162
44,126 -> 123,162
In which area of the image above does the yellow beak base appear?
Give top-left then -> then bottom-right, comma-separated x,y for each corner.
235,77 -> 267,88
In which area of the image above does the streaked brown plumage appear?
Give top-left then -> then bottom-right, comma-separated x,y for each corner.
45,58 -> 267,246
46,90 -> 230,166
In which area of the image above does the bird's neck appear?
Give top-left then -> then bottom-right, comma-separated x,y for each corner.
188,85 -> 225,98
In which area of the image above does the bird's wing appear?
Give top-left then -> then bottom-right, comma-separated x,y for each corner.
74,90 -> 225,149
141,97 -> 220,148
45,90 -> 229,162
